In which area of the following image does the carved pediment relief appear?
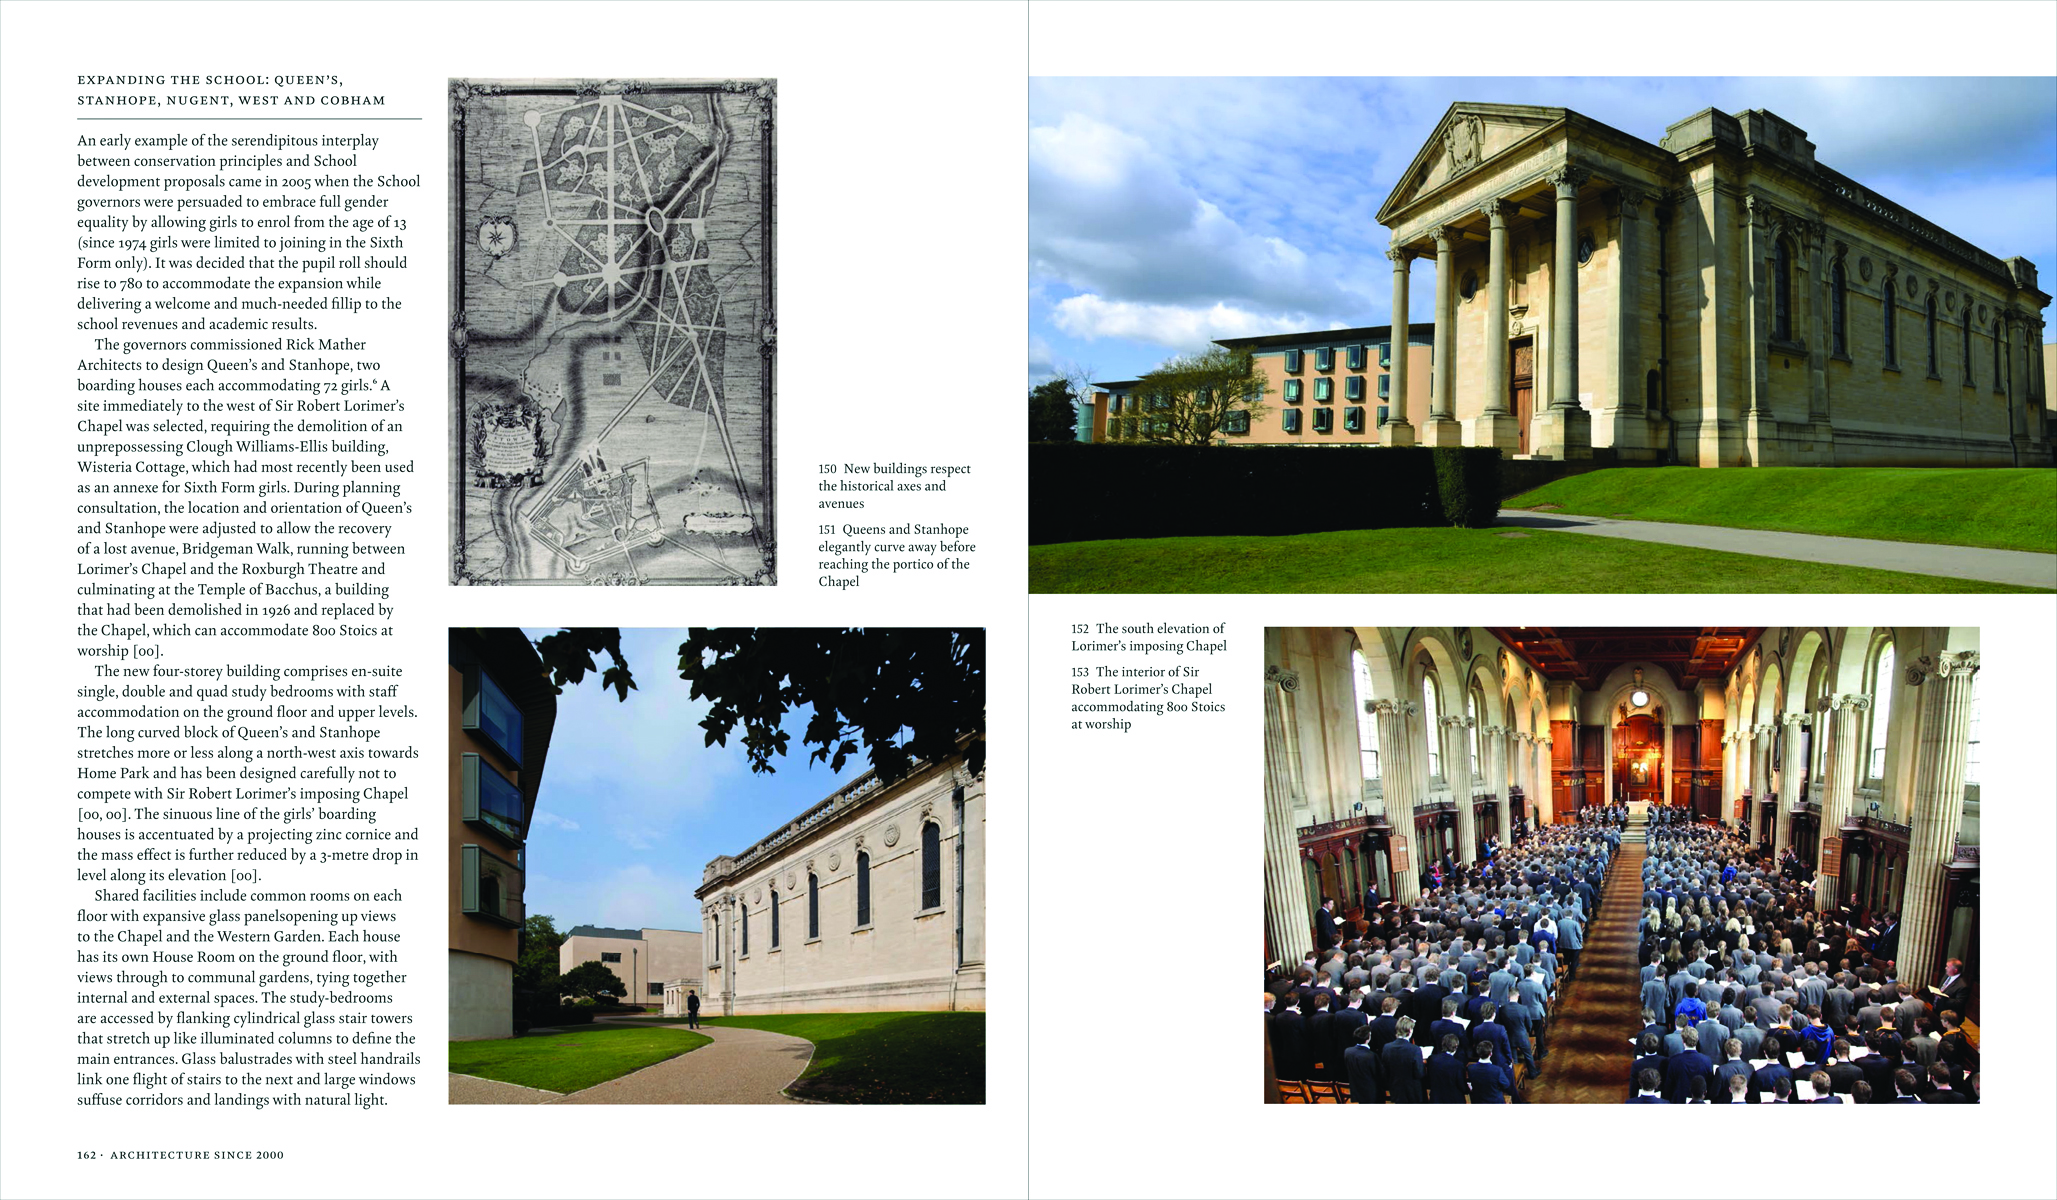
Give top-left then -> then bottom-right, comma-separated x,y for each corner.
1380,104 -> 1567,224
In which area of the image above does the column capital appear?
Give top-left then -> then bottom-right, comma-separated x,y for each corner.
1933,649 -> 1980,680
1834,692 -> 1873,713
1442,714 -> 1473,730
1780,711 -> 1807,728
1264,664 -> 1300,692
1398,700 -> 1421,717
1431,227 -> 1458,253
1548,165 -> 1591,196
1386,245 -> 1415,267
1371,698 -> 1396,716
1612,185 -> 1648,220
1479,197 -> 1510,228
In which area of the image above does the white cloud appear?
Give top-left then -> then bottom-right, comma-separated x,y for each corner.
532,811 -> 581,833
1051,293 -> 1316,349
1029,111 -> 1369,320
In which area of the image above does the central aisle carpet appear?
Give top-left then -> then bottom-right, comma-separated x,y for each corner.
1525,841 -> 1646,1104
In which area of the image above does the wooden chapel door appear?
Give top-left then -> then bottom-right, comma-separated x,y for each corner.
1510,337 -> 1535,453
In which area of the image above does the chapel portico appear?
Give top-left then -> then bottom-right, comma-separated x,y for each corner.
1375,103 -> 2051,467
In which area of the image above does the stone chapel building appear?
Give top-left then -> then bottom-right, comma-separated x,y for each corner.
1371,103 -> 2050,465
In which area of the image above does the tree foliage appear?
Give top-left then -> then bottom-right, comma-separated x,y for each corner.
560,960 -> 627,1000
1029,378 -> 1078,443
533,628 -> 637,701
515,914 -> 567,995
1112,346 -> 1269,446
679,628 -> 984,784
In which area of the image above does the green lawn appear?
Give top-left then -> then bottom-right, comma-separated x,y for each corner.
449,1026 -> 711,1093
697,1012 -> 985,1104
1508,467 -> 2057,552
1028,527 -> 2051,593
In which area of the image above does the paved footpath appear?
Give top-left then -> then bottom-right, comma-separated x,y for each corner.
1497,510 -> 2057,589
450,1023 -> 813,1105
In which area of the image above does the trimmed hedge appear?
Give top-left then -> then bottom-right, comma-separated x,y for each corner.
1030,444 -> 1503,544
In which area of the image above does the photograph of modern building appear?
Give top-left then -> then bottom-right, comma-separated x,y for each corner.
448,627 -> 987,1105
448,628 -> 560,1042
1263,625 -> 1981,1104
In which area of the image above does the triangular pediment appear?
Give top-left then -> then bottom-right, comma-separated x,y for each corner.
1376,103 -> 1569,225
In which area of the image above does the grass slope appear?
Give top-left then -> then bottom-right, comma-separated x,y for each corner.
699,1012 -> 985,1104
1508,467 -> 2057,552
1028,527 -> 2049,593
448,1026 -> 711,1093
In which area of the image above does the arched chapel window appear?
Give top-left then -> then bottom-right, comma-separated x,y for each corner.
855,851 -> 871,927
807,873 -> 819,940
1468,690 -> 1482,780
1773,240 -> 1793,342
921,822 -> 942,911
1962,302 -> 1974,384
1422,673 -> 1442,782
1352,648 -> 1381,781
740,901 -> 748,955
1829,261 -> 1848,358
1883,284 -> 1898,366
771,889 -> 781,948
1866,641 -> 1895,783
1925,294 -> 1939,376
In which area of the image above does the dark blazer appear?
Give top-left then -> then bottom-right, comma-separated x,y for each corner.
1409,984 -> 1450,1038
1269,1010 -> 1308,1080
1304,1011 -> 1335,1076
1824,1060 -> 1864,1095
1343,1043 -> 1383,1104
1425,1051 -> 1469,1103
1327,1008 -> 1370,1079
1467,1059 -> 1514,1104
1631,1053 -> 1667,1093
1627,1094 -> 1669,1103
1426,1017 -> 1471,1060
1472,1020 -> 1513,1068
1366,1013 -> 1400,1057
1747,1061 -> 1793,1104
1661,1049 -> 1714,1105
1380,1039 -> 1425,1103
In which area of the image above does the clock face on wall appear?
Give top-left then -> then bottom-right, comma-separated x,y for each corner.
1630,689 -> 1649,708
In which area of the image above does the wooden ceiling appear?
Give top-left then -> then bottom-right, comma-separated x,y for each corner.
1486,627 -> 1762,692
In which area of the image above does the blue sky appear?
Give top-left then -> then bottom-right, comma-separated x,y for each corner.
519,628 -> 869,934
1028,76 -> 2057,387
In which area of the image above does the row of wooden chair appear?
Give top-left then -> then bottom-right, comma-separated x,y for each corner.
1276,1061 -> 1533,1104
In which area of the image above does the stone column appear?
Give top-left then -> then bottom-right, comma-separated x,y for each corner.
1816,693 -> 1870,911
1722,730 -> 1738,825
1802,222 -> 1830,424
1424,228 -> 1462,445
1752,725 -> 1774,845
1610,186 -> 1650,454
1533,737 -> 1553,826
1475,200 -> 1518,452
1485,724 -> 1509,843
1365,699 -> 1415,905
1264,667 -> 1316,966
1385,246 -> 1416,446
1896,652 -> 1979,989
1744,196 -> 1773,419
1536,165 -> 1592,458
1777,712 -> 1806,858
1446,715 -> 1476,861
954,769 -> 987,988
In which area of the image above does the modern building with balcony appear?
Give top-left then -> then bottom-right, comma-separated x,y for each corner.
696,748 -> 986,1015
448,628 -> 558,1041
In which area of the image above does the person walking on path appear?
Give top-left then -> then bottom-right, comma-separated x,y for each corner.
686,989 -> 701,1031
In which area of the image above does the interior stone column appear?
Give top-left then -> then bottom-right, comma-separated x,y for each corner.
1721,730 -> 1737,825
1533,737 -> 1553,825
1535,166 -> 1592,458
1424,228 -> 1462,445
1385,246 -> 1416,446
1382,695 -> 1415,901
1752,725 -> 1774,845
1777,712 -> 1806,858
1264,667 -> 1315,966
1484,724 -> 1509,843
1896,651 -> 1979,989
1737,728 -> 1755,842
1445,715 -> 1476,861
1475,200 -> 1518,452
1816,693 -> 1869,910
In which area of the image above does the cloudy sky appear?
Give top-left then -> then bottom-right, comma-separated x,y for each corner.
519,628 -> 869,934
1028,76 -> 2057,386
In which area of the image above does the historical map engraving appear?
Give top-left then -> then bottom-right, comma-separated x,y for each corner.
450,79 -> 774,585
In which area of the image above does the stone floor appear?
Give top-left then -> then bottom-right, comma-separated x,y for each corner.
1525,840 -> 1646,1104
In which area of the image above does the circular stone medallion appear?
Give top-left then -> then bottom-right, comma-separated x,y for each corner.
884,824 -> 902,848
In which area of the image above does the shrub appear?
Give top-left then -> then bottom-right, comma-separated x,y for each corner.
1029,444 -> 1501,544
